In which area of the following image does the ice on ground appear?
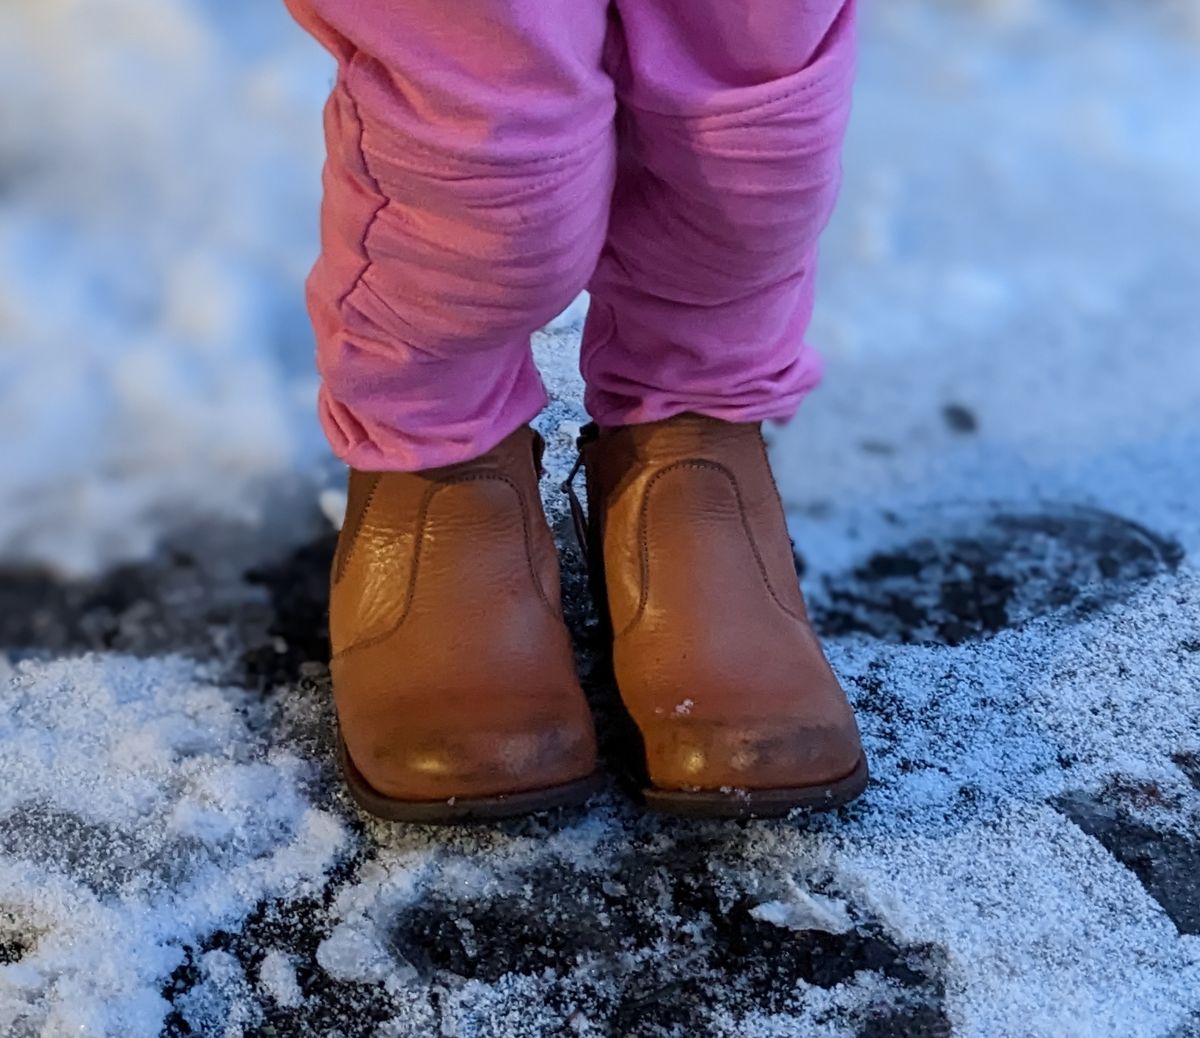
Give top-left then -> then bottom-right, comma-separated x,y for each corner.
750,891 -> 855,935
316,923 -> 407,988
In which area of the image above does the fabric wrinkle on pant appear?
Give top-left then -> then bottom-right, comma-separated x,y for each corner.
286,0 -> 856,470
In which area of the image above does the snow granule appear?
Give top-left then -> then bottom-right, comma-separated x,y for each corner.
258,950 -> 303,1009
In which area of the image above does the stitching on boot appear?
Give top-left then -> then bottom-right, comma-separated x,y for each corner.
330,473 -> 557,660
333,472 -> 382,586
616,459 -> 804,640
331,479 -> 438,661
446,472 -> 560,619
754,431 -> 809,616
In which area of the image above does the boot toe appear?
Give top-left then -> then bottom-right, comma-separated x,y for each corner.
347,714 -> 598,803
641,717 -> 863,794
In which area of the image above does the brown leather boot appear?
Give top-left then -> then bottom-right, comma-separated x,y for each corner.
330,426 -> 600,822
573,414 -> 867,818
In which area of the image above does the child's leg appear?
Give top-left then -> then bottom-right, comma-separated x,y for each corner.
583,0 -> 856,425
286,0 -> 616,471
577,2 -> 867,816
286,0 -> 615,819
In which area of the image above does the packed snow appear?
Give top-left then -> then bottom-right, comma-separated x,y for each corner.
1,1 -> 1199,1036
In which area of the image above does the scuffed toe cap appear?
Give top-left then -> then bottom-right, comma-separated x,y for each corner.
640,717 -> 864,794
344,711 -> 599,803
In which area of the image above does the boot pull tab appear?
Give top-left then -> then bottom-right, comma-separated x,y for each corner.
560,424 -> 599,566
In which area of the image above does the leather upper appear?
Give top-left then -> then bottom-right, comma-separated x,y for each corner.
330,426 -> 598,802
583,414 -> 864,792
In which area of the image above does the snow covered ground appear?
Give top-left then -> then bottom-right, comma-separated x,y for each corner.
2,1 -> 1199,1036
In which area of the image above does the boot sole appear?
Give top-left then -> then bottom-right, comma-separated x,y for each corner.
640,754 -> 869,820
337,737 -> 605,824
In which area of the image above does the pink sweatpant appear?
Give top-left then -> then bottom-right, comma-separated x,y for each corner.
287,0 -> 856,471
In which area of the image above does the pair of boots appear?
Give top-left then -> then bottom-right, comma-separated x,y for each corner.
330,414 -> 867,822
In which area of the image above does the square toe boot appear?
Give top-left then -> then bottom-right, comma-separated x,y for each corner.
578,415 -> 868,818
330,426 -> 601,822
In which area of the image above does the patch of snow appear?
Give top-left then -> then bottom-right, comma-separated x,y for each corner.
319,487 -> 348,531
533,323 -> 591,520
750,892 -> 854,935
544,292 -> 591,334
711,971 -> 921,1038
258,950 -> 303,1009
317,922 -> 409,987
0,0 -> 331,575
0,655 -> 347,1036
